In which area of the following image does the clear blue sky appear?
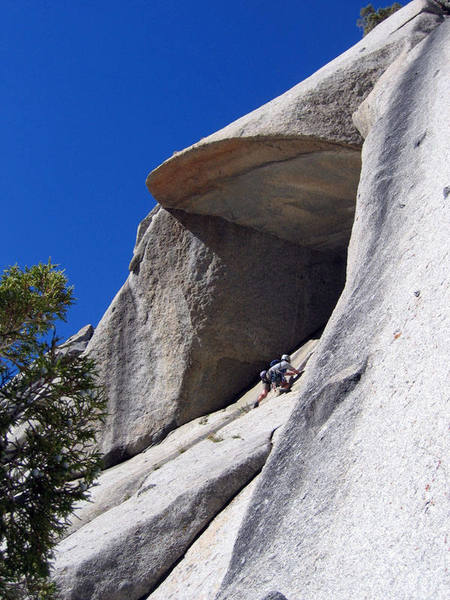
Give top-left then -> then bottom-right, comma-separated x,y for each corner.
1,0 -> 378,341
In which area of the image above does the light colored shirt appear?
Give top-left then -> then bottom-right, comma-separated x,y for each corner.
268,360 -> 295,377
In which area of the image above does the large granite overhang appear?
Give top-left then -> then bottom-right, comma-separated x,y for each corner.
146,2 -> 441,254
147,136 -> 361,254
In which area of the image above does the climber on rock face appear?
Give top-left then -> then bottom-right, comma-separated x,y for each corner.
254,354 -> 301,408
268,354 -> 300,393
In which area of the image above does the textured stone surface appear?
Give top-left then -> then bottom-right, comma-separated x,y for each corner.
147,1 -> 443,252
146,479 -> 258,600
88,206 -> 343,466
57,324 -> 94,357
54,6 -> 449,600
53,389 -> 299,600
65,337 -> 318,536
65,407 -> 245,536
87,2 -> 444,469
216,14 -> 450,600
150,140 -> 361,252
140,343 -> 317,600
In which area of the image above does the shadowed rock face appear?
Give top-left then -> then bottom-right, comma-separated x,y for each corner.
88,207 -> 344,467
147,0 -> 442,252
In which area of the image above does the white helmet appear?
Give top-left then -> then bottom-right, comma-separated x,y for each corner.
281,354 -> 290,362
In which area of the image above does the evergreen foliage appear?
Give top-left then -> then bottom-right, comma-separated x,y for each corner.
0,262 -> 106,599
357,3 -> 403,35
435,0 -> 450,12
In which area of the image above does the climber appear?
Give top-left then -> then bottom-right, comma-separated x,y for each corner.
267,354 -> 301,393
254,355 -> 301,408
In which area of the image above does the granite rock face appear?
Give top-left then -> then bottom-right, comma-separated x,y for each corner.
88,207 -> 343,466
86,2 -> 444,469
216,13 -> 450,600
145,480 -> 258,600
64,403 -> 252,537
57,324 -> 94,357
53,4 -> 449,600
147,0 -> 443,252
53,382 -> 301,600
63,339 -> 317,541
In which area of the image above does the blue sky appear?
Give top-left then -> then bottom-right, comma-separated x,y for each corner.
1,0 -> 378,341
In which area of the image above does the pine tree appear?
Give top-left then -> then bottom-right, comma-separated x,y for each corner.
435,0 -> 450,12
357,3 -> 403,36
0,262 -> 106,599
